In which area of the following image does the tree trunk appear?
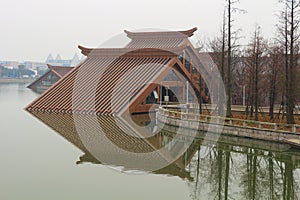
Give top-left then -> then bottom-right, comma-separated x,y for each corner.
251,150 -> 257,200
224,148 -> 230,200
287,0 -> 296,124
285,0 -> 296,124
269,64 -> 277,120
217,149 -> 223,200
218,10 -> 226,116
268,152 -> 274,200
250,67 -> 254,118
255,45 -> 259,121
269,84 -> 275,120
226,0 -> 232,118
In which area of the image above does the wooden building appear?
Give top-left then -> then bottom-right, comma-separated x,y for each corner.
26,28 -> 212,114
27,64 -> 73,93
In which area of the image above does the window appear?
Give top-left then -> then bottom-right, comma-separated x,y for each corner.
146,91 -> 157,104
185,53 -> 190,72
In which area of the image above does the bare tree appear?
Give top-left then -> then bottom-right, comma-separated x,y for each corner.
220,9 -> 227,116
243,26 -> 268,120
267,43 -> 284,120
208,9 -> 227,116
225,0 -> 245,117
277,0 -> 300,124
227,0 -> 233,118
253,26 -> 267,121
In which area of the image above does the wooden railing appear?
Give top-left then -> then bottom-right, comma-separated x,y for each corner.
158,105 -> 300,134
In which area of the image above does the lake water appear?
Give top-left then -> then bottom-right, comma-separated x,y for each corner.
1,83 -> 300,200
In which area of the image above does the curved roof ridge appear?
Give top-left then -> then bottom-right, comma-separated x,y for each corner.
78,45 -> 186,57
124,27 -> 197,39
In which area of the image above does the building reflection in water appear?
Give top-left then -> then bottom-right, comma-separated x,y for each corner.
28,110 -> 300,200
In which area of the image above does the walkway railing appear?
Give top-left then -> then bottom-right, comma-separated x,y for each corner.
158,105 -> 300,134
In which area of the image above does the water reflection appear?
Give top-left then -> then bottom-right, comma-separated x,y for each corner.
27,110 -> 300,200
187,143 -> 300,200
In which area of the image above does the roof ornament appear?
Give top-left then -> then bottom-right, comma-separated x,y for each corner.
124,27 -> 197,39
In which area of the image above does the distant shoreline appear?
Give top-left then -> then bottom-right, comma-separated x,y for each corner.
0,78 -> 34,84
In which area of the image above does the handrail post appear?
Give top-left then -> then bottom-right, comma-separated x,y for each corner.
274,124 -> 278,131
293,125 -> 297,133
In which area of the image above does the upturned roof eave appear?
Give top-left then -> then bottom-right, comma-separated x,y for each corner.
124,27 -> 197,39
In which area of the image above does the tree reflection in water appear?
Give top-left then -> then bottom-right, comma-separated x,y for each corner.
27,111 -> 300,200
187,139 -> 300,200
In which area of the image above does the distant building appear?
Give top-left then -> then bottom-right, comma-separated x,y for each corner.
46,53 -> 81,67
23,61 -> 47,70
27,64 -> 73,93
0,61 -> 20,69
0,53 -> 80,80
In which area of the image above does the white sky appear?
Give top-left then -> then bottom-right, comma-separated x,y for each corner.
0,0 -> 281,62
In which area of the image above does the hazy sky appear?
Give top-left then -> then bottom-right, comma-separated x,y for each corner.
1,0 -> 280,62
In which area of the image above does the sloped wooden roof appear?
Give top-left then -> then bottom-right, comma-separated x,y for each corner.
27,64 -> 73,89
125,27 -> 197,48
27,51 -> 174,114
26,28 -> 209,114
78,46 -> 181,57
29,111 -> 155,154
28,110 -> 194,178
48,65 -> 74,77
